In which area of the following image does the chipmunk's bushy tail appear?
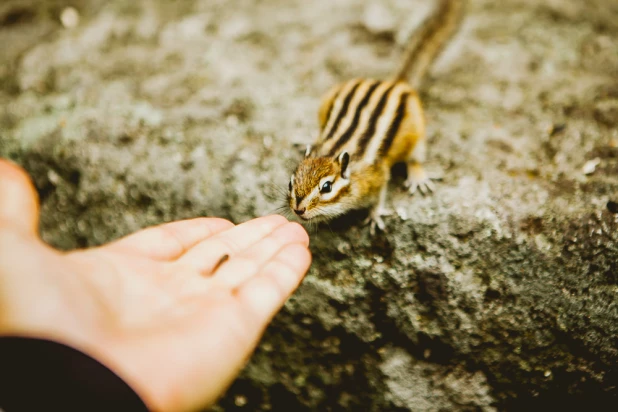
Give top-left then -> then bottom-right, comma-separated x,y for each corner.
394,0 -> 466,89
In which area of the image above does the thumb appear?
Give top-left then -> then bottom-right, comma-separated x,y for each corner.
0,159 -> 40,235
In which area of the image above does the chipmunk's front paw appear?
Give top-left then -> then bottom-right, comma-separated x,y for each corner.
404,164 -> 441,195
364,207 -> 388,236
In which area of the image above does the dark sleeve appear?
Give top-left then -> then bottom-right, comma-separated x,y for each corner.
0,336 -> 149,412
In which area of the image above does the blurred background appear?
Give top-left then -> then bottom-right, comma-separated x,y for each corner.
1,0 -> 617,411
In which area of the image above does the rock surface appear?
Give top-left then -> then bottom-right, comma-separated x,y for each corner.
1,0 -> 617,410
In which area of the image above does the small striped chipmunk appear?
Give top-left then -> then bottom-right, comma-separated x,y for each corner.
288,0 -> 465,234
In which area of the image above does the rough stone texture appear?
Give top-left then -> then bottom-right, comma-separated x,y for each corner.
1,0 -> 617,410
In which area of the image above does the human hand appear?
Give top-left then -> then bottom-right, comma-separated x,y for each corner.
0,159 -> 312,411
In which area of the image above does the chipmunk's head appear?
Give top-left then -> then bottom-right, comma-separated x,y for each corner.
288,150 -> 351,222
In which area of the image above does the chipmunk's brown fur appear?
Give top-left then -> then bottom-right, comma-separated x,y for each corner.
288,0 -> 465,233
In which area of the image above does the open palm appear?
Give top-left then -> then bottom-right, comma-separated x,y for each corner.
0,159 -> 312,411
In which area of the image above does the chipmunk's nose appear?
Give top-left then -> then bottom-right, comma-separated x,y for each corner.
294,208 -> 306,216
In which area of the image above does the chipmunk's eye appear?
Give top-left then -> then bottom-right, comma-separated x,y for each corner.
320,181 -> 332,194
289,181 -> 292,192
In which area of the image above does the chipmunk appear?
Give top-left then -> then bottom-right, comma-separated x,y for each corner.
288,0 -> 465,234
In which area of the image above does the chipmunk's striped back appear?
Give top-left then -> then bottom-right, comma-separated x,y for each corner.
311,78 -> 423,167
309,0 -> 465,168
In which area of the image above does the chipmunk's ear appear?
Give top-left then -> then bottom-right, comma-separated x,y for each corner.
338,151 -> 350,179
291,142 -> 312,157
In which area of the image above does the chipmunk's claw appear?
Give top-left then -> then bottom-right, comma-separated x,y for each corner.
405,178 -> 436,196
364,208 -> 388,236
404,165 -> 441,196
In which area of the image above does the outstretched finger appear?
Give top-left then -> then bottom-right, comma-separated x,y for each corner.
176,215 -> 289,275
211,222 -> 309,288
0,159 -> 40,236
105,217 -> 235,261
233,243 -> 311,327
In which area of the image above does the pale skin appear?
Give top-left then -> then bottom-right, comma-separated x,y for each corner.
0,159 -> 312,411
